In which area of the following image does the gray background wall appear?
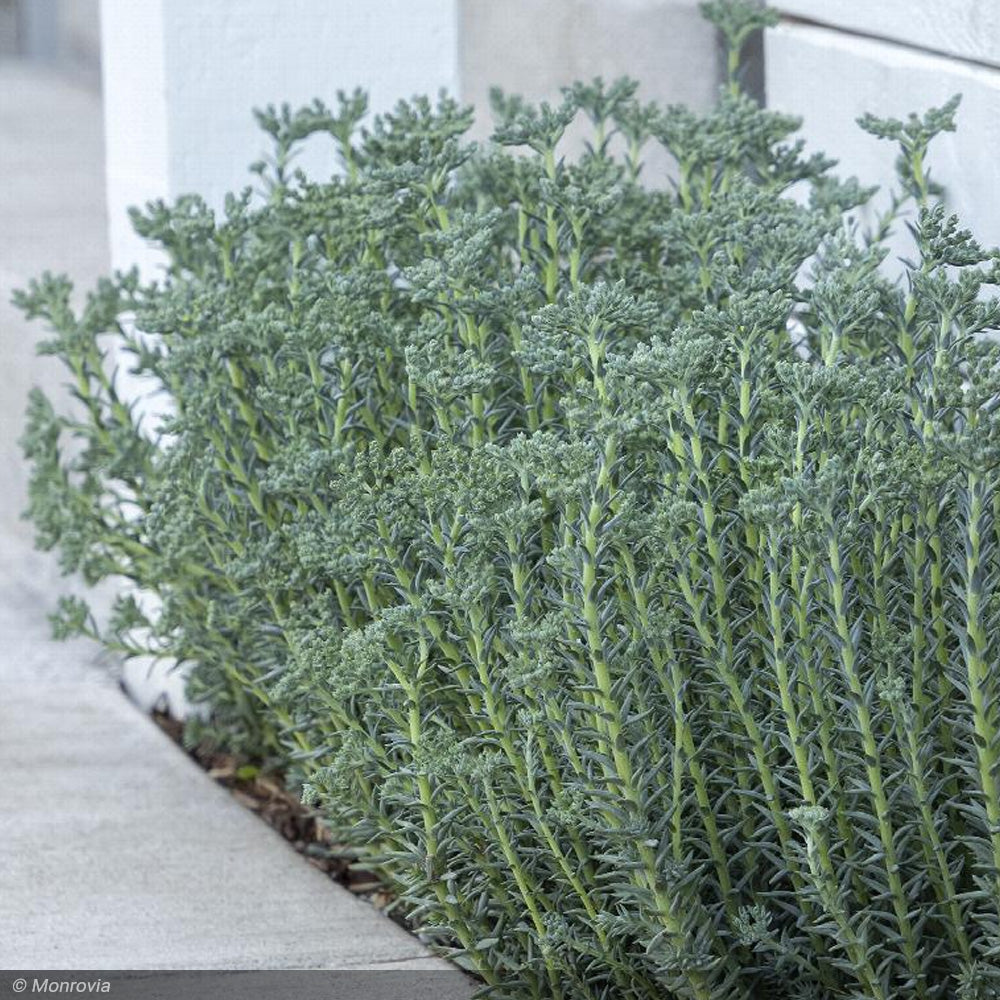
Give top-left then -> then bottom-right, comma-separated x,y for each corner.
0,0 -> 100,83
459,0 -> 722,186
460,0 -> 721,132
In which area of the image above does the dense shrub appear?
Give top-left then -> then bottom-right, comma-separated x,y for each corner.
18,2 -> 1000,996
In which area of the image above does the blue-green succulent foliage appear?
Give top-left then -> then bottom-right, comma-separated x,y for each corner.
17,3 -> 1000,997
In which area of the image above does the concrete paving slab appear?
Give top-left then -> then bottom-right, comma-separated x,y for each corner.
0,668 -> 470,978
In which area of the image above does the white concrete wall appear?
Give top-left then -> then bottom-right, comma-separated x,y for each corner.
99,0 -> 169,276
766,2 -> 1000,252
776,1 -> 1000,67
100,0 -> 460,276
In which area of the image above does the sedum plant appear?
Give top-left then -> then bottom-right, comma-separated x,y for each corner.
16,2 -> 1000,996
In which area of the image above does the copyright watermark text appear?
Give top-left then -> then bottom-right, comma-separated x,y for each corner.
4,970 -> 467,998
12,981 -> 110,994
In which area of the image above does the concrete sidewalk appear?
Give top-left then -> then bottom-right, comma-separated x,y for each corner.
0,64 -> 471,986
0,591 -> 472,974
